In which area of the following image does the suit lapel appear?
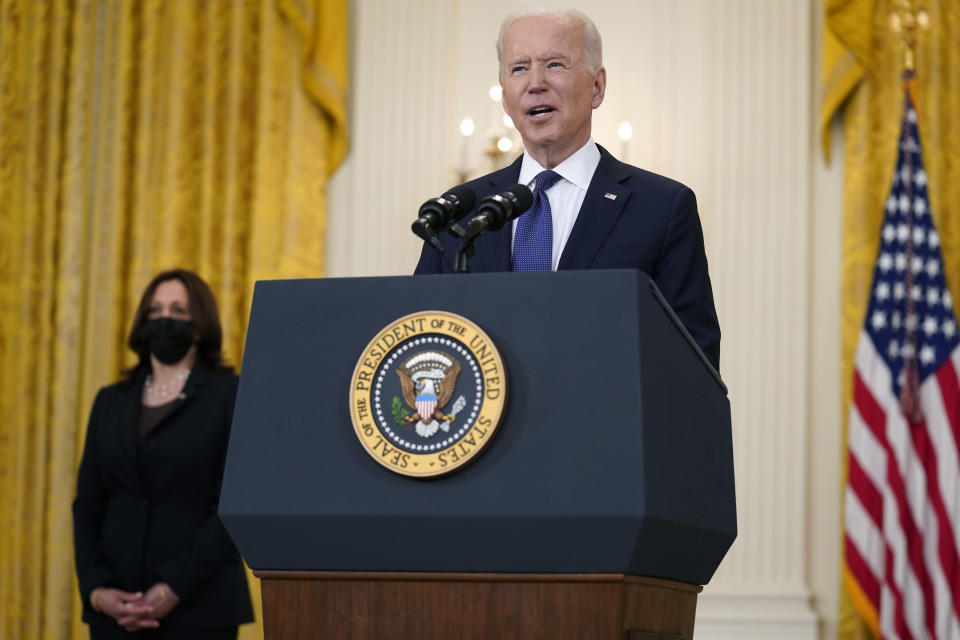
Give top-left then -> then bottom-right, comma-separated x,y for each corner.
469,156 -> 522,273
117,378 -> 144,481
558,146 -> 631,270
114,367 -> 209,491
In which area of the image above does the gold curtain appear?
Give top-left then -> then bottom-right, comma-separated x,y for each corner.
0,1 -> 348,638
822,0 -> 960,637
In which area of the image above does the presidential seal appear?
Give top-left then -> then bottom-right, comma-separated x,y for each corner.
349,311 -> 507,477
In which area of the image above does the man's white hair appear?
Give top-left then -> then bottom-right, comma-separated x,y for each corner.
496,7 -> 603,78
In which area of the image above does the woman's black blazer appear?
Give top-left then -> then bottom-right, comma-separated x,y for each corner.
73,366 -> 254,627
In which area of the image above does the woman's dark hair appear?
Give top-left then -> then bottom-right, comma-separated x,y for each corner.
126,269 -> 229,378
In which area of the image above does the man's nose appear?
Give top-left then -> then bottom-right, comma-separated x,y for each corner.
527,64 -> 546,91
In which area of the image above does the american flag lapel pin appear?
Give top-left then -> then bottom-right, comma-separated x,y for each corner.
604,192 -> 617,200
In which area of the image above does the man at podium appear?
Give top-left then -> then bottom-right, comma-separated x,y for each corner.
414,7 -> 721,371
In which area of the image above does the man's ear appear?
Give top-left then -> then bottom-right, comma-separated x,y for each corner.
592,67 -> 607,109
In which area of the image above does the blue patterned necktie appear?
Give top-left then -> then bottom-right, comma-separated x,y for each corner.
512,170 -> 563,271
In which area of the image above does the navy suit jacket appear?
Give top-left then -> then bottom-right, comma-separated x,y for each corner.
414,145 -> 721,370
73,366 -> 254,628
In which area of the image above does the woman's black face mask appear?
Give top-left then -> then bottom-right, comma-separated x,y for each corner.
140,317 -> 195,365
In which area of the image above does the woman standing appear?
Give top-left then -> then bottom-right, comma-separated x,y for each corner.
73,269 -> 253,639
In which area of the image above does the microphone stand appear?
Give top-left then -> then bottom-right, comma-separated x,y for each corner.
418,222 -> 471,273
413,220 -> 458,272
454,227 -> 479,273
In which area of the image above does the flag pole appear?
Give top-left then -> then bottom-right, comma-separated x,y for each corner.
889,1 -> 930,422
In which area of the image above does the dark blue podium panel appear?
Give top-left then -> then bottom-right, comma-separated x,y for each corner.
219,269 -> 735,585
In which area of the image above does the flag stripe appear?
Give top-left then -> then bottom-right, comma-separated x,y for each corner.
938,353 -> 960,439
854,350 -> 944,637
925,372 -> 960,632
854,369 -> 887,441
888,542 -> 918,640
860,344 -> 960,637
855,363 -> 935,638
849,452 -> 884,530
926,367 -> 960,553
846,483 -> 886,582
847,531 -> 882,608
849,405 -> 889,493
906,415 -> 949,636
911,409 -> 960,631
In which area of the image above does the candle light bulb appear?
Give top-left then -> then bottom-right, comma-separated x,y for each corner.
617,121 -> 633,141
460,118 -> 476,137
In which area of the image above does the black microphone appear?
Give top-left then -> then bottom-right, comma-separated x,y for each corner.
411,184 -> 477,241
465,184 -> 534,239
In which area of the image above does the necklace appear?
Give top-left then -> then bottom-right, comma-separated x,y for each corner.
144,370 -> 190,403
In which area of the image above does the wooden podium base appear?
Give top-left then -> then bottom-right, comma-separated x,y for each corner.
256,571 -> 701,640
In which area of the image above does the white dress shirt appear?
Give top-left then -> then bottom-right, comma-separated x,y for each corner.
511,139 -> 601,271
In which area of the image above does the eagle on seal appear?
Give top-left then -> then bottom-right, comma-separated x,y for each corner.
397,359 -> 461,427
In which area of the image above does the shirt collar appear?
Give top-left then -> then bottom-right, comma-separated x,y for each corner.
517,139 -> 600,191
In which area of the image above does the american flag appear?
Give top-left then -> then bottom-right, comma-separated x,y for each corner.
845,82 -> 960,639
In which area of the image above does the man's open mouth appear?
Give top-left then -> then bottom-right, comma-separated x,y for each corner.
528,106 -> 555,117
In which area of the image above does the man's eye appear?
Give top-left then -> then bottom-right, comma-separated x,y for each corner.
511,66 -> 526,74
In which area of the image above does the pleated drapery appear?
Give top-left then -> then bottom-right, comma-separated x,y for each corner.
0,1 -> 348,638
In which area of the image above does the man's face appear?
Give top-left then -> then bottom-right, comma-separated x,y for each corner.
500,14 -> 606,168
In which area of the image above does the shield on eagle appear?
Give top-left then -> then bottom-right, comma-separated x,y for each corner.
415,386 -> 437,420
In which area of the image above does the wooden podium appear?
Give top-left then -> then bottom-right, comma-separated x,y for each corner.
220,271 -> 735,640
257,571 -> 700,640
